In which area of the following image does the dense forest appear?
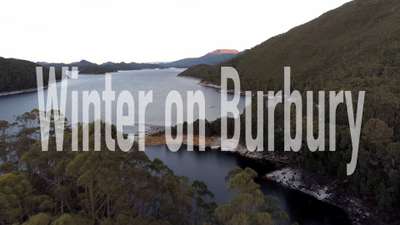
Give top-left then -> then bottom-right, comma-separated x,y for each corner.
0,110 -> 292,225
179,0 -> 400,223
0,58 -> 61,93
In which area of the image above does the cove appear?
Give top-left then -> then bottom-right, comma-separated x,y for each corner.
145,145 -> 351,225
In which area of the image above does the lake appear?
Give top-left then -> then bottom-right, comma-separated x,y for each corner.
0,68 -> 350,225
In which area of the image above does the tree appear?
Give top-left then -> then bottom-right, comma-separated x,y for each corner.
362,118 -> 393,146
22,213 -> 51,225
0,173 -> 35,224
215,168 -> 289,225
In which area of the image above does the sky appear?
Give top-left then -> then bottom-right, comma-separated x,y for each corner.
0,0 -> 351,64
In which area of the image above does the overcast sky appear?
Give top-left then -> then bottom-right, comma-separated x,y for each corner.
0,0 -> 351,63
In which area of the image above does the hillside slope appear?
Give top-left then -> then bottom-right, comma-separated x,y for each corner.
0,57 -> 59,93
180,0 -> 400,221
180,0 -> 400,142
180,0 -> 400,91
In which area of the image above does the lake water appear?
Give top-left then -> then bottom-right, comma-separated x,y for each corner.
0,68 -> 244,129
0,68 -> 350,225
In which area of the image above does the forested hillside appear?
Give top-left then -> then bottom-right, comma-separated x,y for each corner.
0,57 -> 60,93
180,0 -> 400,222
0,111 -> 290,225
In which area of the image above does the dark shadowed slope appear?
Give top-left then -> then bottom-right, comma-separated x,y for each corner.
0,57 -> 59,93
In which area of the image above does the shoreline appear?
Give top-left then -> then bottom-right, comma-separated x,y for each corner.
145,132 -> 378,225
232,145 -> 380,225
199,80 -> 246,96
0,88 -> 39,97
264,168 -> 377,225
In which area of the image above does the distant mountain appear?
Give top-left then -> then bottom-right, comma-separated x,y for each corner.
98,61 -> 162,73
179,0 -> 400,92
39,60 -> 162,74
0,57 -> 60,93
205,49 -> 240,55
38,49 -> 240,74
162,49 -> 240,68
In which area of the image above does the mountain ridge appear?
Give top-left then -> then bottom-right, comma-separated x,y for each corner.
205,49 -> 240,56
38,49 -> 241,74
0,48 -> 241,93
38,60 -> 162,74
161,49 -> 240,68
